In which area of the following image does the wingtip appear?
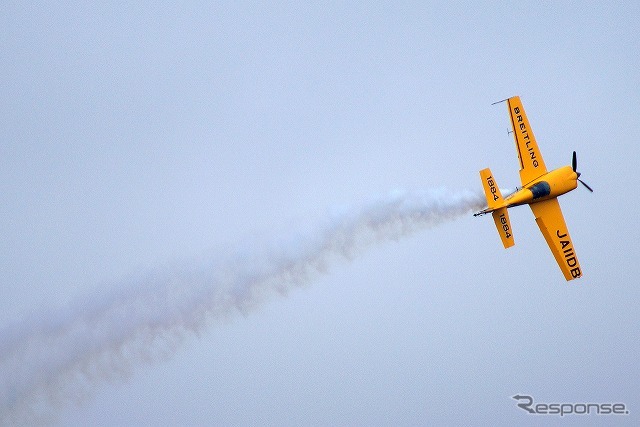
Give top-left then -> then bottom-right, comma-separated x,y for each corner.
491,97 -> 510,105
491,95 -> 519,106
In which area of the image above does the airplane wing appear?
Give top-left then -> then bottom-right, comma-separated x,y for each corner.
530,198 -> 582,281
507,96 -> 547,185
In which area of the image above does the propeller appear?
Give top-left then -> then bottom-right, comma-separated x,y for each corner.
572,151 -> 593,192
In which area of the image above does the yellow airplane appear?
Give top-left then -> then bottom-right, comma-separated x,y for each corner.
474,96 -> 592,281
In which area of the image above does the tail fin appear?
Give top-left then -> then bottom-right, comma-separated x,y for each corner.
479,168 -> 515,248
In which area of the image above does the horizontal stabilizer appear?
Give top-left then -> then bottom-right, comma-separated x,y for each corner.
479,168 -> 504,209
478,169 -> 514,247
492,207 -> 515,248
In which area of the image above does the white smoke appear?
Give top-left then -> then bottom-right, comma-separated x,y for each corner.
0,188 -> 484,425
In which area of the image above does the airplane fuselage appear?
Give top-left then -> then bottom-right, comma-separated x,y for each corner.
475,165 -> 579,217
504,165 -> 579,208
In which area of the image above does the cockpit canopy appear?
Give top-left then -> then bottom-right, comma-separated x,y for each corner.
529,181 -> 551,199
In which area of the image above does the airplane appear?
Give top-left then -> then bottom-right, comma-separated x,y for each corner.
474,96 -> 592,281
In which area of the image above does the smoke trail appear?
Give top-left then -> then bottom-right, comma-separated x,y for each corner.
0,188 -> 484,425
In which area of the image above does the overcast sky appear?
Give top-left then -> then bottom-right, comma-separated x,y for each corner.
1,2 -> 639,426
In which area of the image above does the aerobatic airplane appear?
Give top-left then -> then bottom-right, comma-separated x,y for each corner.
474,96 -> 592,281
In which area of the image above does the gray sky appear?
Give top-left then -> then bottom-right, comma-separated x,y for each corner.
1,1 -> 639,425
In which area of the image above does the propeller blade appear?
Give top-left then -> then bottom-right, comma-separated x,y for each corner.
572,151 -> 577,172
578,179 -> 593,192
